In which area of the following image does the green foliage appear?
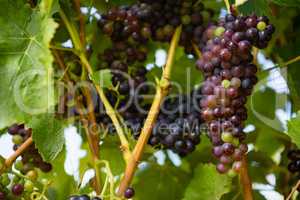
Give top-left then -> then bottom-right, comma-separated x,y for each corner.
183,164 -> 232,200
28,114 -> 65,161
287,112 -> 300,148
133,163 -> 190,200
91,69 -> 113,89
0,0 -> 57,130
1,0 -> 300,199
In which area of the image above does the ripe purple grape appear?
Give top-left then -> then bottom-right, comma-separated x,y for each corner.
124,187 -> 135,198
12,184 -> 24,196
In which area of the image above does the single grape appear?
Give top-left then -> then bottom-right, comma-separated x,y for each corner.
12,184 -> 24,196
124,187 -> 135,198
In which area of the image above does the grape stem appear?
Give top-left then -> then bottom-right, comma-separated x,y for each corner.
223,0 -> 231,13
192,42 -> 202,59
240,156 -> 254,200
73,0 -> 86,47
116,26 -> 182,197
0,137 -> 33,174
262,55 -> 300,72
286,179 -> 300,200
59,9 -> 132,163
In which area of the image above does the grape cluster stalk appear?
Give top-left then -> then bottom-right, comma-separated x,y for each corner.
197,13 -> 275,173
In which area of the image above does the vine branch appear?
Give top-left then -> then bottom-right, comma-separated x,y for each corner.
286,179 -> 300,200
117,26 -> 182,196
73,0 -> 86,47
240,156 -> 253,200
76,100 -> 102,194
224,0 -> 231,13
0,137 -> 33,174
263,55 -> 300,72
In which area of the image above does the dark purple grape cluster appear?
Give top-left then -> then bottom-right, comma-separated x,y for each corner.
69,194 -> 102,200
8,124 -> 52,174
98,0 -> 214,54
139,0 -> 214,53
196,14 -> 275,173
124,89 -> 203,157
288,150 -> 300,174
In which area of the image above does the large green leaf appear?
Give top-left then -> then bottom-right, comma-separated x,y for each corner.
271,0 -> 300,7
238,0 -> 270,16
0,0 -> 58,130
183,164 -> 232,200
133,163 -> 190,200
287,112 -> 300,148
28,114 -> 65,161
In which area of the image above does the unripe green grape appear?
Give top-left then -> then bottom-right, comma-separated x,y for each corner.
232,138 -> 240,147
257,21 -> 266,31
24,180 -> 34,192
222,80 -> 231,89
12,135 -> 23,145
14,160 -> 23,171
214,27 -> 225,37
0,174 -> 10,186
26,170 -> 38,182
41,178 -> 49,186
221,132 -> 233,143
228,169 -> 237,178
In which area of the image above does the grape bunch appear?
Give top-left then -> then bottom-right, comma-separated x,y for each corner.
69,194 -> 102,200
123,89 -> 203,157
99,0 -> 214,54
196,14 -> 275,173
138,0 -> 214,53
288,150 -> 300,174
8,124 -> 53,174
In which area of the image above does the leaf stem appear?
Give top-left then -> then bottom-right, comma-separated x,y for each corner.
0,137 -> 33,174
223,0 -> 231,13
262,55 -> 300,72
116,26 -> 182,196
240,156 -> 253,200
286,180 -> 300,200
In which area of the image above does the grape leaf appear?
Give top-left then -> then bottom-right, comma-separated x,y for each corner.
271,0 -> 300,7
91,69 -> 113,89
0,0 -> 58,130
183,164 -> 232,200
100,137 -> 126,175
238,0 -> 270,16
287,112 -> 300,148
133,163 -> 190,200
28,114 -> 65,161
